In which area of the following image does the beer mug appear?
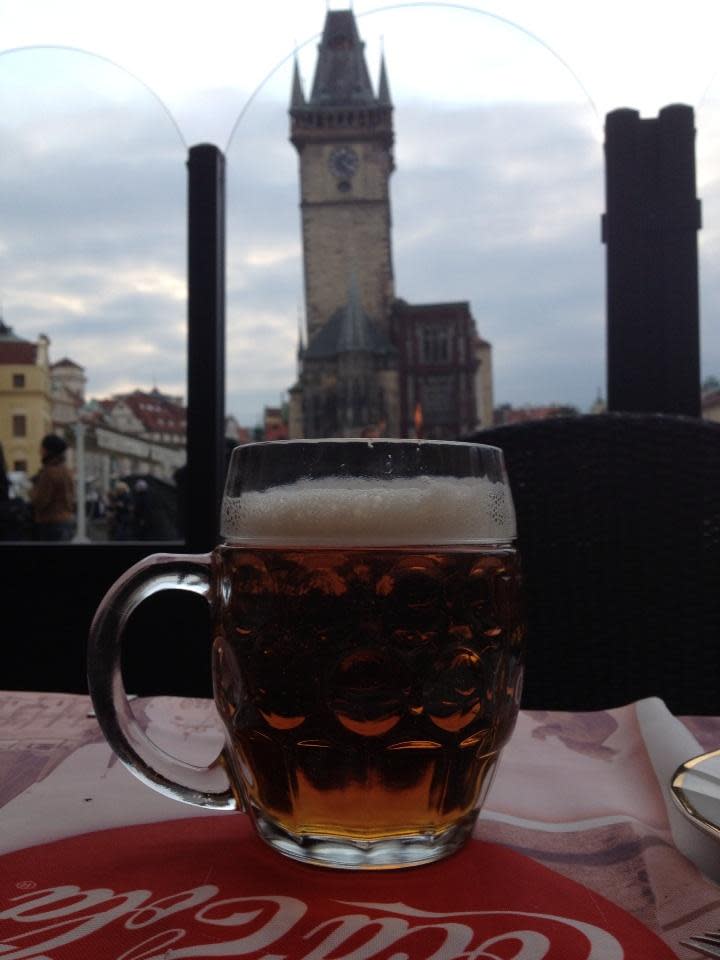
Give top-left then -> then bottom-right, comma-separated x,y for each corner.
88,439 -> 524,869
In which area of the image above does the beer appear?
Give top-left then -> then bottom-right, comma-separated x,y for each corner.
213,475 -> 523,844
89,440 -> 523,868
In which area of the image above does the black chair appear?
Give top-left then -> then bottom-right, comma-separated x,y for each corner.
465,413 -> 720,715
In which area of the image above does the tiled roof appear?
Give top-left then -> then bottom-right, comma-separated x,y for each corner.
113,390 -> 186,436
0,341 -> 37,364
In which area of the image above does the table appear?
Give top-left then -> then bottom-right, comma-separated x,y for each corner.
1,691 -> 718,959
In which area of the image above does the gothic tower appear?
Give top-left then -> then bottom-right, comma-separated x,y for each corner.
286,8 -> 491,440
290,9 -> 395,341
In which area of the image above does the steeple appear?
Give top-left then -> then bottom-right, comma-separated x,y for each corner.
309,9 -> 375,106
289,8 -> 394,154
290,56 -> 306,110
377,53 -> 391,107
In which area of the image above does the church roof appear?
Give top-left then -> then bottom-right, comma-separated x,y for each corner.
305,278 -> 396,360
309,10 -> 377,106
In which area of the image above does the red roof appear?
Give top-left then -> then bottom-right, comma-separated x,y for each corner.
0,341 -> 37,364
113,390 -> 186,436
497,405 -> 571,425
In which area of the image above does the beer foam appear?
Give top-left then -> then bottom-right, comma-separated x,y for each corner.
221,475 -> 515,545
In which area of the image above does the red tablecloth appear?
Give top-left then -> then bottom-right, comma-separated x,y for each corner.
1,692 -> 718,959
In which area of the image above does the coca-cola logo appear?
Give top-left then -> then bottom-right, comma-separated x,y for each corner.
1,888 -> 628,960
0,817 -> 676,960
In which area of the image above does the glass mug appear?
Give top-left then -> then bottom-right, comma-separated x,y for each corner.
88,439 -> 525,869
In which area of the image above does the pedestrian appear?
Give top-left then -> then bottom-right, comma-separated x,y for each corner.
132,478 -> 150,538
108,480 -> 133,540
30,434 -> 75,541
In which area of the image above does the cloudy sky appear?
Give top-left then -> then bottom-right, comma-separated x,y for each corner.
1,0 -> 720,426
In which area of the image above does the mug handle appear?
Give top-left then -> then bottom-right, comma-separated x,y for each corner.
87,552 -> 238,811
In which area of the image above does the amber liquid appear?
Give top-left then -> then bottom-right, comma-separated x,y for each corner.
212,545 -> 524,842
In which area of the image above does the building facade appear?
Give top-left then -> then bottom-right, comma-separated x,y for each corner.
0,320 -> 52,475
288,9 -> 492,439
392,300 -> 492,439
85,388 -> 187,483
51,357 -> 86,431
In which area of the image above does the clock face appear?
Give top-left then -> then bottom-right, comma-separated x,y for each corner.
328,146 -> 359,178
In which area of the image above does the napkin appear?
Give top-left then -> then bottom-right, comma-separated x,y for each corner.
636,697 -> 720,884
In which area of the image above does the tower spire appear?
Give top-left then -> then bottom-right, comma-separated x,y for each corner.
309,9 -> 375,105
290,55 -> 306,110
378,51 -> 391,106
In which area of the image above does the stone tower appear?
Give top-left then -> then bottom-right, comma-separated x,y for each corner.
290,9 -> 395,341
286,8 -> 492,440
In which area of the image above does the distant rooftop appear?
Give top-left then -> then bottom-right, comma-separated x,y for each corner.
51,357 -> 84,370
0,319 -> 37,364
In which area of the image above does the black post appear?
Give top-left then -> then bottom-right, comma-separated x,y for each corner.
186,144 -> 226,552
603,105 -> 701,416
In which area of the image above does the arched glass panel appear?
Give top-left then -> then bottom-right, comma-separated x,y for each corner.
0,47 -> 186,540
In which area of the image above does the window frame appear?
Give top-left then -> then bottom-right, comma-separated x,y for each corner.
12,412 -> 27,437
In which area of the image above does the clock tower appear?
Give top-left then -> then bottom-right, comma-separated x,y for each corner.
290,9 -> 395,341
286,8 -> 492,441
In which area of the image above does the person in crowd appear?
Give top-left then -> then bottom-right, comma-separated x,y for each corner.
132,478 -> 151,538
0,442 -> 33,540
30,434 -> 75,541
107,480 -> 133,540
132,477 -> 174,538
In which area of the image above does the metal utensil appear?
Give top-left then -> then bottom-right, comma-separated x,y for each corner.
680,929 -> 720,957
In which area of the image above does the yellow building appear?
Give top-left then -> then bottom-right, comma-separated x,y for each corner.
0,319 -> 52,477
